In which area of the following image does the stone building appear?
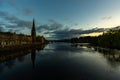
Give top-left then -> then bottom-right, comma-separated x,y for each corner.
0,32 -> 32,47
0,19 -> 46,48
39,36 -> 46,44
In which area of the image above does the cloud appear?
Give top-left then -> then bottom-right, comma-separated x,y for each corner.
37,20 -> 63,33
0,11 -> 32,27
102,16 -> 112,20
48,28 -> 105,39
0,26 -> 5,32
0,11 -> 107,39
64,17 -> 70,21
36,19 -> 106,40
8,1 -> 35,15
7,0 -> 20,10
0,11 -> 32,33
23,8 -> 35,15
8,18 -> 30,28
74,23 -> 79,26
0,11 -> 8,17
8,0 -> 16,6
48,19 -> 56,23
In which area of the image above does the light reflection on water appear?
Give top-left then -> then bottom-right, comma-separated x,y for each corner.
0,43 -> 120,80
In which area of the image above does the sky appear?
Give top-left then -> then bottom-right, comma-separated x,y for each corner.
0,0 -> 120,40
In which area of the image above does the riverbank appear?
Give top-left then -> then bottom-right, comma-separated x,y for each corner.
0,43 -> 47,53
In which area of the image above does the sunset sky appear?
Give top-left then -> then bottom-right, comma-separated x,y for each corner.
0,0 -> 120,40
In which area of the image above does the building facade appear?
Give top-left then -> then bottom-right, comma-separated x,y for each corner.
0,32 -> 32,47
0,19 -> 46,48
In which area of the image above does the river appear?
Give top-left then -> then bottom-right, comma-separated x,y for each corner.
0,43 -> 120,80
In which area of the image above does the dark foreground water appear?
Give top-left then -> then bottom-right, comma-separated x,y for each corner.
0,43 -> 120,80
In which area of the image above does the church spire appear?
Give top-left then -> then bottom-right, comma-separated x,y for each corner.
32,19 -> 35,32
31,19 -> 36,43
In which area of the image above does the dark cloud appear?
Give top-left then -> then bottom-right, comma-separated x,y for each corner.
53,28 -> 104,35
64,17 -> 70,21
0,11 -> 32,33
0,22 -> 6,26
0,26 -> 5,32
7,0 -> 20,10
8,0 -> 16,6
37,20 -> 63,33
102,16 -> 112,20
23,8 -> 35,15
8,0 -> 33,15
0,11 -> 107,39
0,11 -> 8,17
48,28 -> 105,39
74,23 -> 79,26
8,28 -> 23,33
0,11 -> 32,28
48,19 -> 56,23
36,19 -> 106,39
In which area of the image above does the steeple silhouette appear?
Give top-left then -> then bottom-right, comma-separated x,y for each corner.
31,19 -> 36,43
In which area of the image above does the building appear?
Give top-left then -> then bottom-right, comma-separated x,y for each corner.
39,36 -> 46,44
0,32 -> 32,47
31,19 -> 36,43
0,19 -> 46,48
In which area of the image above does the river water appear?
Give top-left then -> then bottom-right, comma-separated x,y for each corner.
0,43 -> 120,80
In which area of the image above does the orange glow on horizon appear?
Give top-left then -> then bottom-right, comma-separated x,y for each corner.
81,32 -> 103,37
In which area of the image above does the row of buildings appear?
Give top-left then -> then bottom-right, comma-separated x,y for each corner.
0,19 -> 46,48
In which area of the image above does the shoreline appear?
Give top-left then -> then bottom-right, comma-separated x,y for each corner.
0,43 -> 47,53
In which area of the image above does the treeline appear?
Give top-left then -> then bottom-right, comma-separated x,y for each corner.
97,29 -> 120,49
70,29 -> 120,49
54,28 -> 120,49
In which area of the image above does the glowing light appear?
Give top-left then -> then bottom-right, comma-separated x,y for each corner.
81,32 -> 103,37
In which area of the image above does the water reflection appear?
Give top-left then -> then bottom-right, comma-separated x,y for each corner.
71,43 -> 120,69
31,49 -> 36,69
1,43 -> 120,80
0,44 -> 46,73
94,47 -> 120,67
72,43 -> 120,63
